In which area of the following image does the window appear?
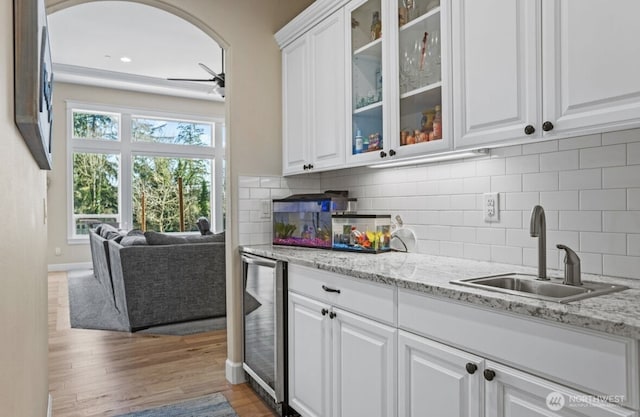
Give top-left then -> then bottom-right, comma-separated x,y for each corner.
68,103 -> 225,242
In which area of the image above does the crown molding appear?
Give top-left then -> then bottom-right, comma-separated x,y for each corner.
52,63 -> 224,102
275,0 -> 349,48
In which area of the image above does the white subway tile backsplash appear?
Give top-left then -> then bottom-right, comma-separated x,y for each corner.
450,194 -> 477,210
440,241 -> 463,257
440,211 -> 465,227
449,161 -> 476,178
628,142 -> 640,165
477,228 -> 506,245
548,230 -> 580,249
463,176 -> 491,194
506,154 -> 539,174
558,134 -> 601,150
424,195 -> 451,210
628,234 -> 640,256
523,248 -> 560,271
602,128 -> 640,145
505,192 -> 539,210
580,232 -> 626,255
603,211 -> 640,233
250,187 -> 271,199
491,145 -> 522,158
451,226 -> 476,242
558,211 -> 601,232
415,180 -> 439,195
425,225 -> 452,241
603,254 -> 640,279
498,211 -> 523,229
540,150 -> 579,172
506,229 -> 536,248
438,179 -> 465,194
522,140 -> 558,155
580,189 -> 626,211
417,240 -> 439,255
491,175 -> 522,193
602,165 -> 640,188
463,211 -> 485,227
426,164 -> 451,180
259,176 -> 282,188
540,191 -> 579,210
463,243 -> 491,261
559,169 -> 601,190
477,158 -> 506,176
580,144 -> 626,169
491,245 -> 523,265
523,172 -> 558,191
576,252 -> 603,275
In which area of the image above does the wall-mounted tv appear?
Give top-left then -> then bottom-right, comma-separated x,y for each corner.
14,0 -> 54,170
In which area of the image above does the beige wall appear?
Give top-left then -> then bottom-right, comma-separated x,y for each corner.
47,82 -> 224,267
0,0 -> 50,415
46,0 -> 314,380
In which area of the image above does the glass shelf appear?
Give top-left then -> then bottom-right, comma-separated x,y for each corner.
354,37 -> 382,58
354,100 -> 383,115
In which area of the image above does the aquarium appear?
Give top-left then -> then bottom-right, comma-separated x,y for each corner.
272,192 -> 351,249
332,214 -> 392,253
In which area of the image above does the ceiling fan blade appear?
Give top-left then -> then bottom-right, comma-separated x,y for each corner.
167,77 -> 215,82
198,62 -> 219,78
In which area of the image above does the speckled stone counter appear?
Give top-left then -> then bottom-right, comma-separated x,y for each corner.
240,245 -> 640,339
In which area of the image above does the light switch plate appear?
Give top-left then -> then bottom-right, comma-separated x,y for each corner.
261,199 -> 271,219
483,192 -> 499,223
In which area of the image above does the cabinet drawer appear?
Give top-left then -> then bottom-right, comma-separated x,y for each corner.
398,289 -> 639,409
288,264 -> 396,325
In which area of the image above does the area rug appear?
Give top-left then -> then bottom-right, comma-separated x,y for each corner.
67,270 -> 259,335
114,393 -> 238,417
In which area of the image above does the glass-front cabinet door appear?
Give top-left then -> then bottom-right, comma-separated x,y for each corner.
346,0 -> 387,164
393,0 -> 451,156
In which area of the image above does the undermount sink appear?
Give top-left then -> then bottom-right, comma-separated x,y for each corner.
451,273 -> 628,303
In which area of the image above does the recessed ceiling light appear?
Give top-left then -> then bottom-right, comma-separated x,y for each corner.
120,56 -> 132,63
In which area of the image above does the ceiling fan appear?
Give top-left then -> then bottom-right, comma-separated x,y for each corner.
168,49 -> 226,97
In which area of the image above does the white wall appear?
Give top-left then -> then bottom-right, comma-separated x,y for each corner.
0,0 -> 50,415
47,82 -> 224,268
320,129 -> 640,280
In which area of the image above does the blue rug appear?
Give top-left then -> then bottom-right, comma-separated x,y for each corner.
115,393 -> 238,416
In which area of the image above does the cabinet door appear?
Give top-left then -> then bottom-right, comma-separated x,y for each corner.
309,9 -> 346,171
542,0 -> 640,138
452,0 -> 541,148
288,292 -> 331,417
398,330 -> 483,417
282,36 -> 309,175
332,308 -> 396,417
484,361 -> 636,417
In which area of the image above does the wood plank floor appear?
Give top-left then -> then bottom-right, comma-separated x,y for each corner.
48,272 -> 277,417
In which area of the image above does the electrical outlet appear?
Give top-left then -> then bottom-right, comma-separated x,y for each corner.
483,192 -> 499,223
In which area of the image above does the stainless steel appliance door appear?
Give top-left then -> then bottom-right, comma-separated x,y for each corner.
241,254 -> 285,403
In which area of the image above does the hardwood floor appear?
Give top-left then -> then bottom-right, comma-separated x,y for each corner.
48,272 -> 277,417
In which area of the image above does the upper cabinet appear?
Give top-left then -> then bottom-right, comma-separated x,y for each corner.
453,0 -> 640,149
281,8 -> 346,175
346,0 -> 453,165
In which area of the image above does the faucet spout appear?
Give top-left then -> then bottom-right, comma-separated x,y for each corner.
529,205 -> 547,280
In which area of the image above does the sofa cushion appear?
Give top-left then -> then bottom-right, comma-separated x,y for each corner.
144,231 -> 225,245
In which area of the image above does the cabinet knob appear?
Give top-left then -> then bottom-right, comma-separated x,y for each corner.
321,308 -> 328,316
524,125 -> 535,135
308,163 -> 314,169
303,164 -> 309,170
483,369 -> 496,381
465,363 -> 478,374
542,121 -> 554,132
380,151 -> 387,158
389,149 -> 396,157
329,311 -> 337,319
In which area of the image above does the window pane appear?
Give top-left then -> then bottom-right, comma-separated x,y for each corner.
133,156 -> 212,232
73,111 -> 119,140
73,153 -> 120,234
131,117 -> 212,146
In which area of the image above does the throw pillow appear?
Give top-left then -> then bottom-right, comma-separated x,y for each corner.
120,235 -> 148,246
99,223 -> 119,239
127,229 -> 144,236
196,217 -> 213,235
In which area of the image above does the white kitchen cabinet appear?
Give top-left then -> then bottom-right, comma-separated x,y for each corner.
281,9 -> 346,175
287,265 -> 397,417
398,330 -> 482,417
399,329 -> 636,417
346,0 -> 453,166
453,0 -> 640,150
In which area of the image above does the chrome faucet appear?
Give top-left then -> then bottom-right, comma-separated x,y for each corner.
529,205 -> 548,280
556,244 -> 582,286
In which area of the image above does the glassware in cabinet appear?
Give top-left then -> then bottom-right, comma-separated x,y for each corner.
350,0 -> 384,157
397,0 -> 445,148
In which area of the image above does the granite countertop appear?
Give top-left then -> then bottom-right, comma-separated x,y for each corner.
241,245 -> 640,339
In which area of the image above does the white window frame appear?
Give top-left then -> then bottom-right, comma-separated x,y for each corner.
67,100 -> 225,244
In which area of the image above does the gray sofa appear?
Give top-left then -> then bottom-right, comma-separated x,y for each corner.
88,227 -> 226,331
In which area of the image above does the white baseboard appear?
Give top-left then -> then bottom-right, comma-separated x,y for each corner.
47,393 -> 52,417
225,359 -> 246,384
48,262 -> 92,272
